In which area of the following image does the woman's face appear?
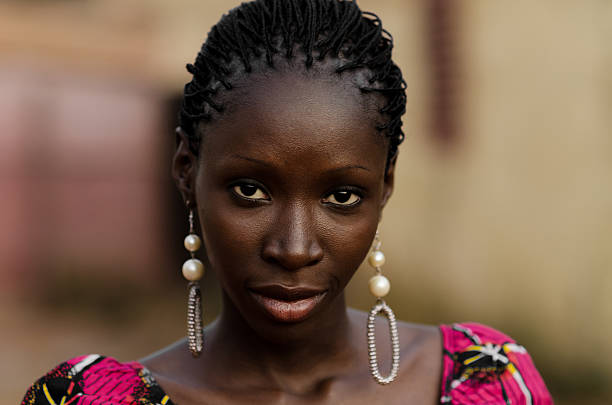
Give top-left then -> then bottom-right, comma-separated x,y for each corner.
174,70 -> 395,341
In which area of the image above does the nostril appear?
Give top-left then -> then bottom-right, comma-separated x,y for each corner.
307,245 -> 324,266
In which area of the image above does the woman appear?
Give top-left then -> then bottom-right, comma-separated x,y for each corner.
22,1 -> 552,404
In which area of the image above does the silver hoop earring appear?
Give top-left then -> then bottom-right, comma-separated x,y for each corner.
182,207 -> 204,357
367,229 -> 400,385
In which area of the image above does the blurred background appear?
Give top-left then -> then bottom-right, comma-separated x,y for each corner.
1,0 -> 610,404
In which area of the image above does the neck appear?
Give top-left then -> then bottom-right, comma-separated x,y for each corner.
204,291 -> 359,393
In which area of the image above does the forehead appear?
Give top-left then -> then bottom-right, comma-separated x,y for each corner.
199,70 -> 388,171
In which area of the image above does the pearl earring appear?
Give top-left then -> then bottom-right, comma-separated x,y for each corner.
183,207 -> 204,357
367,229 -> 400,385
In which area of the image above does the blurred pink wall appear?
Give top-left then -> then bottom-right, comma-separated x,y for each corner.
0,67 -> 167,291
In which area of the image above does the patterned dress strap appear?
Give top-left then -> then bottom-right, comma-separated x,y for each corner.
21,355 -> 174,405
439,323 -> 553,405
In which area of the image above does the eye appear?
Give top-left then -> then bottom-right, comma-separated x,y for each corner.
323,190 -> 361,206
232,183 -> 269,201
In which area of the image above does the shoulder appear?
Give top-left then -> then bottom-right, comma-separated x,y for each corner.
439,322 -> 553,405
21,354 -> 173,405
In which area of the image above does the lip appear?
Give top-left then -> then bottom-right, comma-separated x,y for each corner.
248,285 -> 327,323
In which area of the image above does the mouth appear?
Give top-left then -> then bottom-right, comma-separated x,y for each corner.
248,285 -> 328,323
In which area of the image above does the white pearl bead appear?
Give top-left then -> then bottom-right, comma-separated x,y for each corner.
368,250 -> 386,268
182,258 -> 204,281
369,274 -> 390,298
184,234 -> 201,252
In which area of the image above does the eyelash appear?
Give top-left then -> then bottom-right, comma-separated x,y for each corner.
321,187 -> 363,208
229,181 -> 363,208
230,180 -> 270,202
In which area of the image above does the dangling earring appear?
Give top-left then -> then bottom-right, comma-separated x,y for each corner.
182,206 -> 204,357
367,229 -> 400,385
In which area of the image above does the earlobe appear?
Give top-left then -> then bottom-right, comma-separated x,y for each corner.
172,126 -> 198,206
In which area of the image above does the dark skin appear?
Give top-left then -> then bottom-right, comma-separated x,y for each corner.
142,70 -> 442,404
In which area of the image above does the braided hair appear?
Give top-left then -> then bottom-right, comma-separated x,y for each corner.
179,0 -> 406,163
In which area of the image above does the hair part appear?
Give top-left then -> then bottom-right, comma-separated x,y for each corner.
179,0 -> 406,163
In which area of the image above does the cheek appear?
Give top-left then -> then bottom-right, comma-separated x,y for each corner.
319,211 -> 378,289
193,169 -> 267,278
197,202 -> 267,282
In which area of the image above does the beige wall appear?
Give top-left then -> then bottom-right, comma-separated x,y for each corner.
362,0 -> 612,393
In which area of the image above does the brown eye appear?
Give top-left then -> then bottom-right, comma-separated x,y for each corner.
323,190 -> 361,206
233,183 -> 269,200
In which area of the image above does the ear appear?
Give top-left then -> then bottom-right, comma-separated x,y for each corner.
172,126 -> 198,207
380,151 -> 397,212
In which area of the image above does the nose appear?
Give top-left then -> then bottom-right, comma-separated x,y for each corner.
261,203 -> 324,271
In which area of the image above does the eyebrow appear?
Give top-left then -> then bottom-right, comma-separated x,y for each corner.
229,154 -> 371,173
229,154 -> 274,167
325,164 -> 371,173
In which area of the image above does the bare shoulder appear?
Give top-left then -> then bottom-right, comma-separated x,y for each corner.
348,307 -> 442,361
397,319 -> 442,349
396,319 -> 442,377
348,308 -> 443,404
139,337 -> 216,404
395,319 -> 443,400
139,338 -> 195,383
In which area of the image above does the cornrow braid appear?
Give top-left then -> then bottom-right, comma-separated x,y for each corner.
180,0 -> 406,163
